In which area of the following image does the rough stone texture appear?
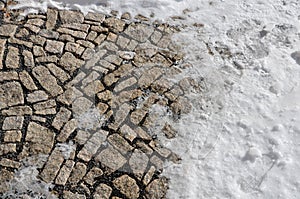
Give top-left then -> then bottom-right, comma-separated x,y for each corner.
129,149 -> 149,179
46,8 -> 58,29
0,25 -> 17,37
125,23 -> 154,42
2,116 -> 24,130
52,107 -> 72,130
32,65 -> 63,96
3,130 -> 22,142
59,52 -> 85,72
19,71 -> 37,90
45,39 -> 64,54
5,46 -> 19,69
59,10 -> 84,24
94,184 -> 112,199
145,178 -> 168,199
55,160 -> 75,185
56,119 -> 78,142
84,167 -> 103,185
40,147 -> 65,183
25,122 -> 55,155
0,39 -> 6,69
0,82 -> 24,110
95,146 -> 127,173
26,90 -> 48,103
78,130 -> 108,162
68,162 -> 87,184
113,175 -> 140,199
103,17 -> 126,33
108,134 -> 134,154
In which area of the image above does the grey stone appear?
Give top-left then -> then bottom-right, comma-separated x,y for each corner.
40,147 -> 65,182
62,23 -> 90,32
94,184 -> 112,199
5,46 -> 20,69
3,130 -> 22,142
25,122 -> 55,155
32,65 -> 63,96
114,77 -> 137,93
8,37 -> 33,48
30,35 -> 46,46
56,119 -> 78,142
39,29 -> 59,39
0,71 -> 19,82
1,106 -> 32,116
108,134 -> 134,154
103,17 -> 125,33
145,178 -> 168,199
57,87 -> 83,105
46,8 -> 58,29
24,24 -> 41,33
113,175 -> 139,199
95,146 -> 127,173
120,124 -> 137,142
84,167 -> 103,185
77,130 -> 108,162
124,23 -> 154,42
35,55 -> 58,63
85,12 -> 105,22
33,46 -> 46,57
47,63 -> 70,83
0,39 -> 6,69
52,107 -> 72,130
22,50 -> 35,67
86,31 -> 98,41
57,28 -> 87,39
2,116 -> 24,130
27,90 -> 49,103
0,25 -> 17,37
45,40 -> 64,54
27,18 -> 45,26
68,162 -> 87,184
59,10 -> 84,24
291,51 -> 300,65
0,82 -> 24,110
19,71 -> 37,91
55,160 -> 75,185
59,52 -> 85,72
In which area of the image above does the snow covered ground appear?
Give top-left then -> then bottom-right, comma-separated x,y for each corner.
10,0 -> 300,198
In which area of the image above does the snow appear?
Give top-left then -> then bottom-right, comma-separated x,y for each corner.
9,0 -> 300,198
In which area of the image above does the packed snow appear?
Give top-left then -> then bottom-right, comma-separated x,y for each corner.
9,0 -> 300,198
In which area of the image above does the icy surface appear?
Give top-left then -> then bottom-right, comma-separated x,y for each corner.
9,0 -> 300,198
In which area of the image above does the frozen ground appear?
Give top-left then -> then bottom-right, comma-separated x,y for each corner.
10,0 -> 300,198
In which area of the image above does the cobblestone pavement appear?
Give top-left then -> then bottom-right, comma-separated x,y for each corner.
0,1 -> 200,198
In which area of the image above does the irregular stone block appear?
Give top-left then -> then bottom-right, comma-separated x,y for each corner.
113,175 -> 139,199
5,46 -> 20,69
2,116 -> 24,130
0,82 -> 24,110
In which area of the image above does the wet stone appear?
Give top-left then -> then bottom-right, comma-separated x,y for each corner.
2,116 -> 24,130
5,46 -> 20,69
32,65 -> 63,96
113,175 -> 140,199
0,82 -> 24,110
